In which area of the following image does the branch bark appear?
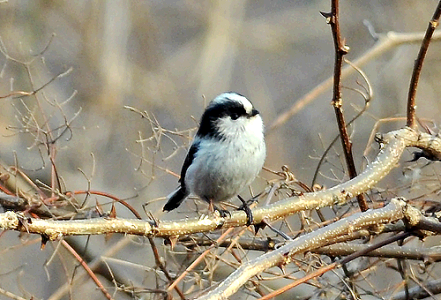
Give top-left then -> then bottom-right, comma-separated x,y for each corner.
1,128 -> 441,238
325,0 -> 369,212
197,199 -> 407,300
406,0 -> 441,128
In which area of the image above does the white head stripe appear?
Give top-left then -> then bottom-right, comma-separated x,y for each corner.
212,93 -> 253,114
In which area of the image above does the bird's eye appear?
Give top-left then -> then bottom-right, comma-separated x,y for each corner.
231,113 -> 240,120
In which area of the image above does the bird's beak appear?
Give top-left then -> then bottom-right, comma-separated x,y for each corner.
251,109 -> 259,117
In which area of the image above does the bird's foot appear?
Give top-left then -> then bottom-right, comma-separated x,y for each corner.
237,195 -> 254,226
213,205 -> 231,218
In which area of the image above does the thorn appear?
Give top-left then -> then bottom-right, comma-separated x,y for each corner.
320,11 -> 333,23
237,195 -> 253,226
276,262 -> 287,275
320,11 -> 332,18
253,222 -> 266,235
266,237 -> 276,250
40,234 -> 49,250
169,236 -> 178,250
109,202 -> 117,219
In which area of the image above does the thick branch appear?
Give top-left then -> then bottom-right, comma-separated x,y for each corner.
0,211 -> 154,240
315,243 -> 441,261
197,199 -> 407,300
181,235 -> 441,261
1,128 -> 441,238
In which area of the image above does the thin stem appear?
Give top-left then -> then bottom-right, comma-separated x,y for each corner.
324,0 -> 369,212
407,0 -> 441,128
258,232 -> 411,300
147,237 -> 186,300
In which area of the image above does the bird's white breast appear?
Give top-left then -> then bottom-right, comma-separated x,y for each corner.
185,114 -> 266,203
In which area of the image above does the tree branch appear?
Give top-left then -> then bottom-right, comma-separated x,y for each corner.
407,0 -> 441,128
269,30 -> 441,131
1,128 -> 441,238
391,278 -> 441,300
197,199 -> 407,300
323,0 -> 369,212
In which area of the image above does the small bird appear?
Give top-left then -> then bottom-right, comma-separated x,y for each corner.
163,92 -> 266,224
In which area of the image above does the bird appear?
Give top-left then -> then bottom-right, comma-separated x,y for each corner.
163,92 -> 266,225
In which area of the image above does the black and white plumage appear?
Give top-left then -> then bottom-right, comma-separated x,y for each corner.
163,92 -> 266,217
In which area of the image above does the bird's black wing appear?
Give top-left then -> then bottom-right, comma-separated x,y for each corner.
163,141 -> 200,212
179,140 -> 200,185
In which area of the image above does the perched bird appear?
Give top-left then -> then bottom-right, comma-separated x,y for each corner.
163,92 -> 266,224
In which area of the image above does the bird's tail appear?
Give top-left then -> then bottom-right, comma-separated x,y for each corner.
163,187 -> 189,211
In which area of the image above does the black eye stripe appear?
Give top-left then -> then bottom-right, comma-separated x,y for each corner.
197,100 -> 249,139
206,101 -> 247,119
229,107 -> 246,120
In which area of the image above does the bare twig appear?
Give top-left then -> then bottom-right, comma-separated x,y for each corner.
147,237 -> 186,299
257,232 -> 411,300
322,0 -> 368,212
391,278 -> 441,300
197,199 -> 407,300
407,1 -> 441,128
269,31 -> 441,131
0,287 -> 29,300
179,236 -> 441,262
314,243 -> 441,261
311,58 -> 372,186
61,240 -> 114,300
167,228 -> 234,293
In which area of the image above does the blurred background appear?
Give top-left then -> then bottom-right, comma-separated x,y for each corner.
0,1 -> 441,299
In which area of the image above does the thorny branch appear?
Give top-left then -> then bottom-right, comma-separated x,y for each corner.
4,197 -> 436,299
1,3 -> 441,300
322,0 -> 369,212
258,232 -> 412,300
179,235 -> 441,261
197,199 -> 418,300
1,128 -> 441,238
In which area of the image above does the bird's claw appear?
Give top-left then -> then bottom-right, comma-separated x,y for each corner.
213,205 -> 231,218
237,195 -> 255,226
